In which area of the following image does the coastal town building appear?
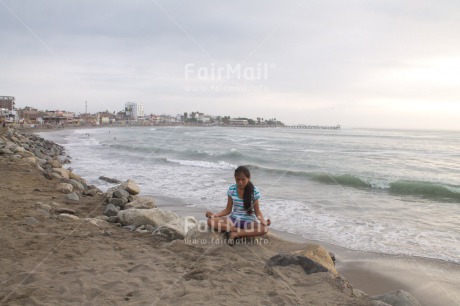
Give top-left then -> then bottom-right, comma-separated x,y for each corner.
97,111 -> 117,124
18,107 -> 39,124
79,113 -> 99,125
0,96 -> 15,111
42,110 -> 78,125
196,115 -> 212,123
125,102 -> 144,121
229,118 -> 249,125
149,114 -> 177,124
0,96 -> 17,122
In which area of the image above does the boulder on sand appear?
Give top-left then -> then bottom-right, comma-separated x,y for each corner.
291,244 -> 338,274
52,168 -> 69,179
266,253 -> 330,275
56,183 -> 73,194
117,208 -> 197,239
124,196 -> 156,209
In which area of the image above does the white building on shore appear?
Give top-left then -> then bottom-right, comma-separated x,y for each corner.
125,102 -> 144,120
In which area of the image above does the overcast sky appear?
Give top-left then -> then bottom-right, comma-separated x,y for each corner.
1,0 -> 459,129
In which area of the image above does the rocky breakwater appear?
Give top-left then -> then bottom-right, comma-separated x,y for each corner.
101,179 -> 198,241
0,127 -> 198,240
0,128 -> 102,202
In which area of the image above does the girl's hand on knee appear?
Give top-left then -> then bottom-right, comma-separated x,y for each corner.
205,211 -> 214,218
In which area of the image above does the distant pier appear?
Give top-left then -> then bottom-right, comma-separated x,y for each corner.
284,124 -> 341,130
228,124 -> 341,130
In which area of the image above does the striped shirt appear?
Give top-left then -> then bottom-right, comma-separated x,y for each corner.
228,184 -> 261,222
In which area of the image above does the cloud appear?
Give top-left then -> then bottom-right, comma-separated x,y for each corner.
0,0 -> 459,129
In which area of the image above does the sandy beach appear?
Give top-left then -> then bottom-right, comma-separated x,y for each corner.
1,127 -> 459,305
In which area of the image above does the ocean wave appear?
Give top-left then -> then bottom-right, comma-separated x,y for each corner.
247,165 -> 372,188
107,143 -> 173,154
217,148 -> 245,159
105,143 -> 212,159
389,180 -> 460,202
166,158 -> 237,170
247,165 -> 460,202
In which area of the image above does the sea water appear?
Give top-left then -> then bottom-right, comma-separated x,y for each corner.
40,127 -> 460,263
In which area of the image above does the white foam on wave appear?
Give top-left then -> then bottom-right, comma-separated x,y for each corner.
65,135 -> 101,147
264,197 -> 460,264
72,128 -> 108,135
166,158 -> 236,170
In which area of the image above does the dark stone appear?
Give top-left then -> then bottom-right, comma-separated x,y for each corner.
99,176 -> 122,184
60,178 -> 84,191
66,192 -> 80,201
83,189 -> 98,197
55,208 -> 77,215
103,204 -> 119,217
113,189 -> 130,199
266,254 -> 329,275
34,149 -> 48,160
108,197 -> 127,208
329,252 -> 336,265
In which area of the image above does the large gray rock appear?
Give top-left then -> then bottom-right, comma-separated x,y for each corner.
120,179 -> 140,195
108,197 -> 127,208
56,183 -> 73,194
34,149 -> 48,160
113,189 -> 130,199
83,188 -> 99,197
52,168 -> 69,179
60,178 -> 84,191
266,253 -> 330,275
117,208 -> 197,239
68,179 -> 85,191
69,172 -> 87,185
104,204 -> 119,217
48,159 -> 62,168
371,290 -> 421,306
66,192 -> 80,201
124,196 -> 156,209
291,244 -> 338,274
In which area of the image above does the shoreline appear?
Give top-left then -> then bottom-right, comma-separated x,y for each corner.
4,126 -> 458,305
